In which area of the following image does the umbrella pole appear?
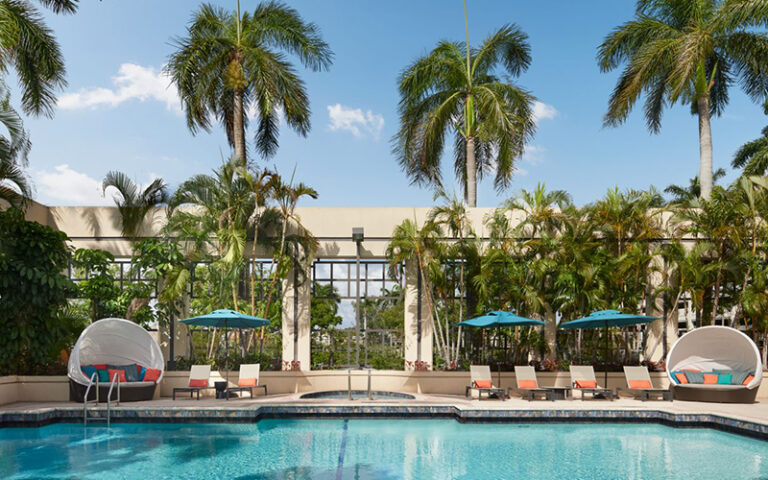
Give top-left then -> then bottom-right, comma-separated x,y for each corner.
225,327 -> 229,385
497,325 -> 501,388
604,325 -> 608,387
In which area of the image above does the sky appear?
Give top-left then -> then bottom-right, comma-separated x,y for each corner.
20,0 -> 768,207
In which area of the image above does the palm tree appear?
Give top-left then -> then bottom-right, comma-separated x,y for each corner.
732,101 -> 768,175
102,171 -> 168,239
598,0 -> 768,200
166,1 -> 332,165
393,16 -> 536,206
0,0 -> 76,117
505,183 -> 572,238
664,168 -> 726,204
0,158 -> 30,207
0,82 -> 31,207
386,218 -> 444,366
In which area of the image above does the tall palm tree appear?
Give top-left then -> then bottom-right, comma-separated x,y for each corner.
732,101 -> 768,175
166,0 -> 332,165
0,0 -> 76,117
394,17 -> 536,206
102,171 -> 168,239
598,0 -> 768,200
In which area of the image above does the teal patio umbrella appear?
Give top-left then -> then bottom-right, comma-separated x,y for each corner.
180,309 -> 269,382
459,311 -> 546,386
559,309 -> 657,385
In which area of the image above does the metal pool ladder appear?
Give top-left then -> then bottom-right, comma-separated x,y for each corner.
83,372 -> 120,427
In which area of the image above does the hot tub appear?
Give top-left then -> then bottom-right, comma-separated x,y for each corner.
300,390 -> 415,400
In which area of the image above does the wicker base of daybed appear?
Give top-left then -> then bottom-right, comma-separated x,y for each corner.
69,380 -> 157,403
672,384 -> 758,403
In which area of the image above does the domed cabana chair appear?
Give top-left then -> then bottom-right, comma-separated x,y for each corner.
666,326 -> 762,403
68,318 -> 165,402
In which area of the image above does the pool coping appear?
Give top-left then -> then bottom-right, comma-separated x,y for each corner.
2,404 -> 768,441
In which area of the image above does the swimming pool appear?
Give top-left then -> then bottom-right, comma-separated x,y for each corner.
1,420 -> 766,479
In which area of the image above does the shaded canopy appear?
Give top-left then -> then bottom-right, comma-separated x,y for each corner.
68,318 -> 164,386
666,326 -> 762,389
458,311 -> 545,328
559,310 -> 657,330
180,309 -> 269,329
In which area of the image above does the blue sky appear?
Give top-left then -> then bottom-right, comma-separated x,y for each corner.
22,0 -> 768,207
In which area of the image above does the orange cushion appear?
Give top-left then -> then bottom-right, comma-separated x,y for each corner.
674,373 -> 689,384
143,368 -> 161,382
189,379 -> 207,388
473,380 -> 492,388
107,369 -> 126,382
743,375 -> 755,386
703,374 -> 718,385
518,379 -> 537,389
575,380 -> 597,389
628,380 -> 652,389
238,378 -> 257,387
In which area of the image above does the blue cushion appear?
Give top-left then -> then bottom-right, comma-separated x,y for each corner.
717,373 -> 732,385
684,371 -> 705,384
137,366 -> 146,381
80,365 -> 97,380
730,371 -> 750,385
96,369 -> 110,383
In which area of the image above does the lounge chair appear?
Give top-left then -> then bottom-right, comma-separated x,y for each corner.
512,366 -> 557,401
465,365 -> 506,400
570,365 -> 614,401
622,366 -> 672,401
172,365 -> 211,400
226,364 -> 267,400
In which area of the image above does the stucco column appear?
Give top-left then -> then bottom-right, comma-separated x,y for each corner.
403,260 -> 432,370
644,256 -> 678,362
281,249 -> 311,371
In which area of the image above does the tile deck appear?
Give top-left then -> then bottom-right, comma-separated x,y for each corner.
2,393 -> 767,439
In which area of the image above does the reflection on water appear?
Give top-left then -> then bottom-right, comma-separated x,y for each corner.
0,420 -> 767,479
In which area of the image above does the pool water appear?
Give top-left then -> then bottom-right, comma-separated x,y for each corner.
1,420 -> 767,479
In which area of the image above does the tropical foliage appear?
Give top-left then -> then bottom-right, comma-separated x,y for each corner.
393,18 -> 536,206
598,0 -> 768,200
102,171 -> 168,239
166,0 -> 332,164
0,208 -> 76,375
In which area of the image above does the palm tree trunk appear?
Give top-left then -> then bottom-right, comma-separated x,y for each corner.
233,88 -> 247,166
466,136 -> 477,207
697,95 -> 713,200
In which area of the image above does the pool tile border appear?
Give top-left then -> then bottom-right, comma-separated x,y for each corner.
2,405 -> 767,441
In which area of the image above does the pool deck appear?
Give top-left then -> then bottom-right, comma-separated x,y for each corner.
2,393 -> 768,439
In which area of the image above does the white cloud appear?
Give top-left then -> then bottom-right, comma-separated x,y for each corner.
532,101 -> 558,123
327,103 -> 384,139
57,63 -> 181,113
34,164 -> 112,205
33,164 -> 161,206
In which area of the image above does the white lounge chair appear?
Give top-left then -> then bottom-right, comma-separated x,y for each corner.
466,365 -> 505,400
172,365 -> 211,400
570,365 -> 614,401
227,364 -> 267,399
622,366 -> 672,401
512,366 -> 552,401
